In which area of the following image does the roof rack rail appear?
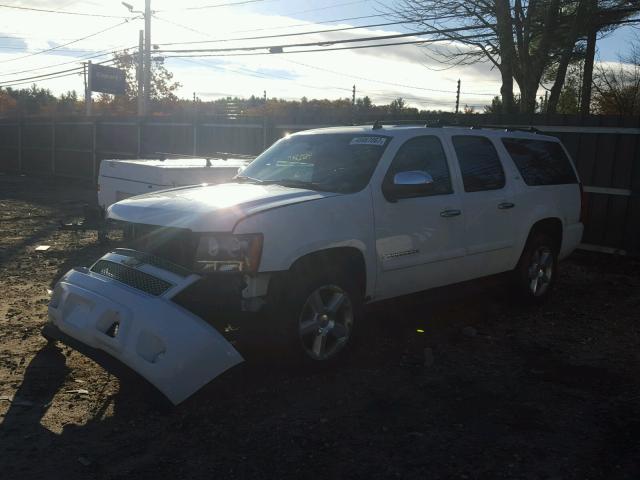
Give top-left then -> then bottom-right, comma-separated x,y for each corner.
466,124 -> 540,133
369,119 -> 449,130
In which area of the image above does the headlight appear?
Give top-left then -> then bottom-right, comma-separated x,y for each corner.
193,233 -> 263,273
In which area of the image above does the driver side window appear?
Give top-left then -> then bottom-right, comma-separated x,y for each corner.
384,135 -> 452,197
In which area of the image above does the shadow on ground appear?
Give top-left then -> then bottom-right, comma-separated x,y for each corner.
1,174 -> 639,479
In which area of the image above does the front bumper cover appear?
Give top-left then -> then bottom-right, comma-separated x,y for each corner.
47,250 -> 244,405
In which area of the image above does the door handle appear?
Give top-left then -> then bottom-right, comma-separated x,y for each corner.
498,202 -> 515,210
440,209 -> 462,218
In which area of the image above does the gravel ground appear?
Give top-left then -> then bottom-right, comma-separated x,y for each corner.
0,173 -> 639,480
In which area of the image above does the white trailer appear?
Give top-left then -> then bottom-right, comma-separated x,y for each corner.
97,157 -> 251,211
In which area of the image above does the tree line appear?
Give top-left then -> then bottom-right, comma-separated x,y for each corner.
1,0 -> 639,119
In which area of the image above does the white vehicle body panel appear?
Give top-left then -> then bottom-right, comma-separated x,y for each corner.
98,158 -> 249,210
48,252 -> 243,405
369,134 -> 466,298
234,188 -> 376,298
435,133 -> 518,279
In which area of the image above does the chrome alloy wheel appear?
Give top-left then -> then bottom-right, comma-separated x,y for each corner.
528,246 -> 554,296
298,284 -> 354,361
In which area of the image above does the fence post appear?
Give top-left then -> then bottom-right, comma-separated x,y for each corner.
17,121 -> 22,173
262,114 -> 268,151
193,117 -> 198,156
51,119 -> 56,175
91,120 -> 97,183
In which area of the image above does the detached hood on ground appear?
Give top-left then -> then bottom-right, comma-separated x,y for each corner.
107,182 -> 339,231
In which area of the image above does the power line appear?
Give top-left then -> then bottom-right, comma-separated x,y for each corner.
175,57 -> 463,107
0,3 -> 133,18
0,59 -> 116,88
155,25 -> 491,54
156,12 -> 466,47
158,0 -> 368,14
0,19 -> 135,65
0,44 -> 123,54
162,34 -> 493,58
0,65 -> 86,86
153,0 -> 382,39
175,57 -> 354,93
155,19 -> 416,46
284,59 -> 458,94
176,0 -> 270,10
224,13 -> 390,37
0,71 -> 84,88
152,15 -> 213,38
230,13 -> 391,35
264,0 -> 371,17
0,45 -> 137,78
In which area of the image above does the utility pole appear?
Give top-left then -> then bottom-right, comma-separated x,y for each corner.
85,61 -> 92,116
262,90 -> 268,150
455,79 -> 460,114
83,62 -> 88,115
138,29 -> 144,116
352,84 -> 356,124
144,0 -> 151,117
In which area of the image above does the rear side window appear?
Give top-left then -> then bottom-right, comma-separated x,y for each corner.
385,136 -> 452,196
502,138 -> 577,186
452,136 -> 505,192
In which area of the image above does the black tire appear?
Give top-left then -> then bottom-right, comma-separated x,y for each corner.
274,267 -> 363,368
513,232 -> 559,304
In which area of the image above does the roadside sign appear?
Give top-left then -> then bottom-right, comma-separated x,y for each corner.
90,64 -> 126,95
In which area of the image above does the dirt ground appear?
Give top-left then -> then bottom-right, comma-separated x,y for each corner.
0,173 -> 639,480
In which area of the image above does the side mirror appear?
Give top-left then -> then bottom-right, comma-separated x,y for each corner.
384,170 -> 435,202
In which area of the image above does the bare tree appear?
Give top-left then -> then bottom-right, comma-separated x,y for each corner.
389,0 -> 638,114
547,1 -> 640,114
592,39 -> 640,114
390,0 -> 571,113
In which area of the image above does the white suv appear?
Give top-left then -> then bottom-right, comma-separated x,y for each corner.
45,125 -> 584,404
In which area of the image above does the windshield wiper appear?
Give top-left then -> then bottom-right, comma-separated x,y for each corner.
233,175 -> 264,184
264,179 -> 329,191
234,176 -> 331,191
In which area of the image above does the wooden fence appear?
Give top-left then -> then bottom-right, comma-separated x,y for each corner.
0,114 -> 638,255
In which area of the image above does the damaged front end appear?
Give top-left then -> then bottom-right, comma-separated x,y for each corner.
45,248 -> 245,405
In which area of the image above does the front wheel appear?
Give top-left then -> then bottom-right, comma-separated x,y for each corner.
513,233 -> 558,303
276,271 -> 362,365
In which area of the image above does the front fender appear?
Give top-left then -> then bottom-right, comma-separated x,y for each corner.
234,190 -> 377,299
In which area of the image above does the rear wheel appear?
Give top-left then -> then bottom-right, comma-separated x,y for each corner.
514,232 -> 558,303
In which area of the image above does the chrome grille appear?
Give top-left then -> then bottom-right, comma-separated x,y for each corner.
91,260 -> 173,296
112,248 -> 192,277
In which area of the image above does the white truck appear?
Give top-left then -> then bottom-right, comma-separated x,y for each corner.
45,125 -> 584,404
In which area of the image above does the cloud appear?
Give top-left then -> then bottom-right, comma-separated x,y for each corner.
0,1 -> 502,109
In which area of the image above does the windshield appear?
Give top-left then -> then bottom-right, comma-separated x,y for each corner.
237,133 -> 390,193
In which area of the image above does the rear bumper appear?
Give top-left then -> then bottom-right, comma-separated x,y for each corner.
47,251 -> 244,405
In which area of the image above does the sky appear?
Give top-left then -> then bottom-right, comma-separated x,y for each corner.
0,0 -> 637,111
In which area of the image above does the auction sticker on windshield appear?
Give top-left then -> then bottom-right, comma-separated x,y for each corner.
349,136 -> 387,146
